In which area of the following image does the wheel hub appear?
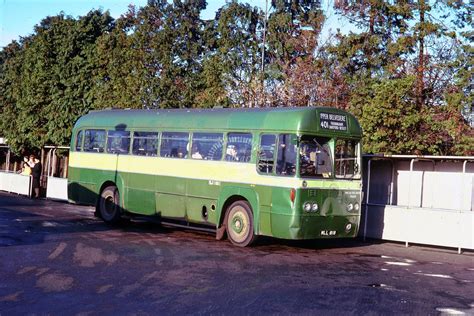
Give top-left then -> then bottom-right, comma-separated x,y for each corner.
229,209 -> 248,241
232,216 -> 244,234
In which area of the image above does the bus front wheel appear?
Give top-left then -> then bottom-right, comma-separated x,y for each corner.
98,186 -> 122,223
225,200 -> 256,247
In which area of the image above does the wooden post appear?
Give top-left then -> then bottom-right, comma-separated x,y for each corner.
52,149 -> 58,177
63,156 -> 69,178
6,149 -> 10,171
41,148 -> 46,187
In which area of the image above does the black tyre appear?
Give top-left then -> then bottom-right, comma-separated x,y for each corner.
225,200 -> 256,247
98,185 -> 122,223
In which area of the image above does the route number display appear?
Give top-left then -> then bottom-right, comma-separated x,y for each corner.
319,112 -> 347,131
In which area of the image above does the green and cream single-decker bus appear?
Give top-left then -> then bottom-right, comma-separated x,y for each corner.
68,107 -> 362,247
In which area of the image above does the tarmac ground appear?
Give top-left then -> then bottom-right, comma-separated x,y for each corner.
0,192 -> 473,315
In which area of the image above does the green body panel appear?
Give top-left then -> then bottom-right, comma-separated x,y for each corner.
126,173 -> 155,215
186,197 -> 217,224
215,185 -> 261,234
155,175 -> 186,218
271,187 -> 294,216
273,188 -> 361,239
186,178 -> 220,224
254,184 -> 273,235
68,166 -> 361,239
270,213 -> 359,239
156,193 -> 186,218
68,166 -> 126,207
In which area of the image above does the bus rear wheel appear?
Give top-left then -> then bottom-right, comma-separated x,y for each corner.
225,200 -> 256,247
98,185 -> 122,223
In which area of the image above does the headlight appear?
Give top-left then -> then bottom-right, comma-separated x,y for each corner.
303,202 -> 312,212
345,223 -> 352,231
346,203 -> 354,212
354,203 -> 360,212
311,203 -> 319,212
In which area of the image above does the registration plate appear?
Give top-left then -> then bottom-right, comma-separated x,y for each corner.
321,230 -> 336,236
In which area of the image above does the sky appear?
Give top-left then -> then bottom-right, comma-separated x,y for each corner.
0,0 -> 347,49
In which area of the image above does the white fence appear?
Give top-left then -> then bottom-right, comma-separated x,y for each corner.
0,171 -> 68,201
363,155 -> 474,253
0,171 -> 31,196
363,206 -> 473,250
46,176 -> 68,201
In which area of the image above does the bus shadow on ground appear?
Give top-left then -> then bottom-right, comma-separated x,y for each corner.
254,235 -> 373,250
0,203 -> 371,251
4,182 -> 371,250
0,199 -> 171,248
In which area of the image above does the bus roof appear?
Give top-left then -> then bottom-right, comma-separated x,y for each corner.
74,107 -> 362,137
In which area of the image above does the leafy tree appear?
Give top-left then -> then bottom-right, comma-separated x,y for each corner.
0,11 -> 113,153
200,1 -> 261,107
0,40 -> 28,153
266,0 -> 324,65
352,77 -> 422,154
92,11 -> 148,109
265,0 -> 325,106
163,0 -> 207,108
113,0 -> 207,108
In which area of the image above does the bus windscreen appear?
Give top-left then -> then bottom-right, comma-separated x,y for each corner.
299,136 -> 333,178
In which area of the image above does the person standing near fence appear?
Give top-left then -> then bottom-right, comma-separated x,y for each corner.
30,154 -> 42,198
20,158 -> 32,176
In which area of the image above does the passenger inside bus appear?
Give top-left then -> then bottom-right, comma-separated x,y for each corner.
225,145 -> 239,161
191,144 -> 203,159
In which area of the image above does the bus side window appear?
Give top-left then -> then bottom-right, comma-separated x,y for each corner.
258,134 -> 276,174
276,134 -> 297,176
132,131 -> 159,156
107,130 -> 130,154
160,132 -> 189,159
75,130 -> 83,151
191,133 -> 223,160
83,129 -> 106,153
225,133 -> 252,163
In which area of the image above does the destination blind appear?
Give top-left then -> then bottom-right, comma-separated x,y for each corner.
319,112 -> 347,131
